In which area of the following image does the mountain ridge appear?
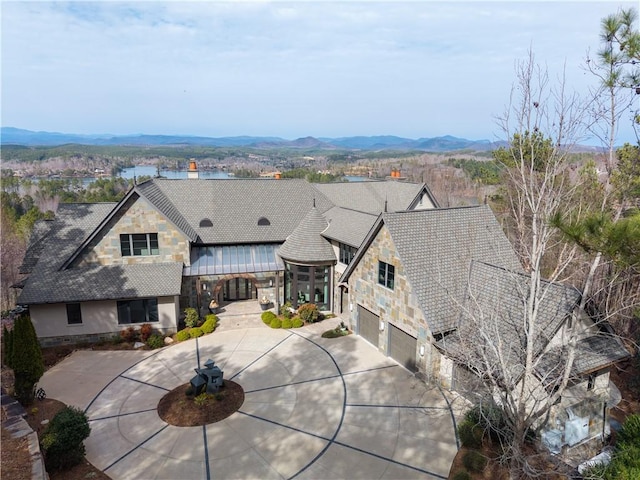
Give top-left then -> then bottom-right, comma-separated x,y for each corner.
1,127 -> 502,152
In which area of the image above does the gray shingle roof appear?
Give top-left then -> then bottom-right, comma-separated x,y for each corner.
322,206 -> 379,247
19,218 -> 55,274
19,262 -> 183,304
435,261 -> 582,386
138,179 -> 334,244
536,334 -> 630,382
278,207 -> 336,264
383,205 -> 523,334
313,180 -> 429,214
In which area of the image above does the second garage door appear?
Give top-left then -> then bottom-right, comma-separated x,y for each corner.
389,324 -> 417,372
357,305 -> 379,347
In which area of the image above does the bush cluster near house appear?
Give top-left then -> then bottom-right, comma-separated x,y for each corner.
261,304 -> 315,329
175,312 -> 218,341
587,414 -> 640,479
117,323 -> 166,349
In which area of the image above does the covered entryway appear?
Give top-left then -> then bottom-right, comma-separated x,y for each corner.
388,324 -> 417,372
357,304 -> 379,347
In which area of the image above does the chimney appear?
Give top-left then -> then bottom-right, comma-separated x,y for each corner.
188,160 -> 199,179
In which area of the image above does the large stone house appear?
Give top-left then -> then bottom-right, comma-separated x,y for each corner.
339,205 -> 629,451
16,173 -> 437,346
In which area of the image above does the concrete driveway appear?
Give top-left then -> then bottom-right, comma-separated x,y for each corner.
40,324 -> 459,479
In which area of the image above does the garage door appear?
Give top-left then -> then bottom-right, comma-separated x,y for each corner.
389,324 -> 417,372
357,305 -> 379,347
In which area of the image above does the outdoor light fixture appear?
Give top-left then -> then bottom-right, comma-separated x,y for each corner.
379,321 -> 385,331
419,345 -> 425,357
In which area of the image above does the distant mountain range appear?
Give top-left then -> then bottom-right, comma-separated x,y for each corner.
0,127 -> 501,152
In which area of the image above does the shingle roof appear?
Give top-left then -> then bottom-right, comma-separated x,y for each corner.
278,207 -> 336,264
313,180 -> 430,214
382,205 -> 523,334
536,334 -> 630,382
19,218 -> 55,274
19,262 -> 183,304
435,261 -> 581,385
138,179 -> 334,244
322,206 -> 379,247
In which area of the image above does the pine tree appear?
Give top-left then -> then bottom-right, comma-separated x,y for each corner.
11,315 -> 44,405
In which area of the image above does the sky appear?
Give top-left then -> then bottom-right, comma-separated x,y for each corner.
2,1 -> 638,144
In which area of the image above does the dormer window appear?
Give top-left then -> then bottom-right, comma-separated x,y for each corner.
200,218 -> 213,227
258,217 -> 271,226
120,233 -> 159,256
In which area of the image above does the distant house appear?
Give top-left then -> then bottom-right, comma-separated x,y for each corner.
16,172 -> 437,346
339,205 -> 629,451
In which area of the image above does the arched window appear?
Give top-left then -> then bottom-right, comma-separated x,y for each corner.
257,217 -> 271,226
199,218 -> 213,227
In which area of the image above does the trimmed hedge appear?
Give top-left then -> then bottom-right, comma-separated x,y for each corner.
269,318 -> 282,329
146,334 -> 164,349
176,329 -> 190,342
201,315 -> 217,334
281,318 -> 293,329
262,311 -> 277,325
189,327 -> 204,338
292,318 -> 304,328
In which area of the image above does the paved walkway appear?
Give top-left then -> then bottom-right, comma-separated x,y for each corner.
39,303 -> 459,479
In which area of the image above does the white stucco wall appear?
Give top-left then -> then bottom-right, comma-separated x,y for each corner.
30,296 -> 179,343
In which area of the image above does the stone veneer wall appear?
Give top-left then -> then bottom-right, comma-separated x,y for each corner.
75,195 -> 190,267
347,225 -> 437,377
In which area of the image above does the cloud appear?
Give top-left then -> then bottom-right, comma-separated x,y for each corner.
1,1 -> 637,142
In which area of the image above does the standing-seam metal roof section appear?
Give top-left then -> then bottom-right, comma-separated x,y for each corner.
144,178 -> 334,244
383,205 -> 523,334
183,244 -> 285,276
278,207 -> 336,264
313,181 -> 427,214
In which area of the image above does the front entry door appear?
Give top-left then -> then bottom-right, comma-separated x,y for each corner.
223,278 -> 255,301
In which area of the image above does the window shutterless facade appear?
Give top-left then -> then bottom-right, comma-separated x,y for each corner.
339,243 -> 357,265
378,261 -> 395,289
120,233 -> 159,256
117,298 -> 159,324
66,303 -> 82,325
284,263 -> 331,311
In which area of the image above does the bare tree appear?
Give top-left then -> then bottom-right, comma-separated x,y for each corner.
442,52 -> 600,477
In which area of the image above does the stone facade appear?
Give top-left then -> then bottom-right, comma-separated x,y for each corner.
75,195 -> 190,267
347,225 -> 437,377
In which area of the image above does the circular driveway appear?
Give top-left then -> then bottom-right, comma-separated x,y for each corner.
79,327 -> 459,479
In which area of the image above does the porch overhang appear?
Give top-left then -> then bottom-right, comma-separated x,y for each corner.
184,244 -> 285,276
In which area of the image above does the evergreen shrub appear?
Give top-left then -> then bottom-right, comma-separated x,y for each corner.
176,329 -> 191,342
189,327 -> 204,338
41,406 -> 91,471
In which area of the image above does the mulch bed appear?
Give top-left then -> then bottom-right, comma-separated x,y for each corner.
158,381 -> 244,427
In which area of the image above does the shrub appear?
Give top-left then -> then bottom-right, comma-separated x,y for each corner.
452,471 -> 471,480
281,318 -> 293,329
41,406 -> 91,471
146,334 -> 164,349
292,318 -> 304,328
280,301 -> 293,320
601,414 -> 640,480
261,311 -> 277,324
189,327 -> 204,338
194,392 -> 214,407
298,303 -> 319,323
458,420 -> 483,449
462,450 -> 487,473
201,317 -> 216,334
184,308 -> 199,328
139,323 -> 153,342
176,329 -> 191,342
269,318 -> 282,329
464,403 -> 508,444
11,315 -> 44,406
617,413 -> 640,447
120,326 -> 137,342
